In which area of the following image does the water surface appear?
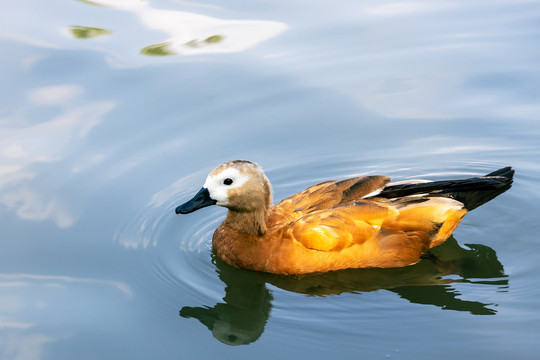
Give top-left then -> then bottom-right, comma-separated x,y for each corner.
1,0 -> 540,359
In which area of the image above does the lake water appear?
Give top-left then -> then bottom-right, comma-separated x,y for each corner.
1,0 -> 540,359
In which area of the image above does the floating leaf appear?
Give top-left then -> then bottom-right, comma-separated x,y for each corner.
184,35 -> 225,49
69,26 -> 112,39
204,35 -> 224,44
140,42 -> 176,56
75,0 -> 107,7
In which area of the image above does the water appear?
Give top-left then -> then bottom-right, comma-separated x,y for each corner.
1,0 -> 540,358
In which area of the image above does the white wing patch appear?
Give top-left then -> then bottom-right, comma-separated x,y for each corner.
361,187 -> 384,199
362,179 -> 434,199
386,179 -> 433,186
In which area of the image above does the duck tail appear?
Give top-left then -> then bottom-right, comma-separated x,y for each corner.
377,167 -> 514,211
451,166 -> 514,211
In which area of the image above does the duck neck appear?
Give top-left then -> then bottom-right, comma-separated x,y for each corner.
224,208 -> 268,236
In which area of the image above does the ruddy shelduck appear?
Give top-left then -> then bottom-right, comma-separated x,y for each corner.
176,161 -> 513,275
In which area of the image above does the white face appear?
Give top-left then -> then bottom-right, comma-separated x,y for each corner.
203,167 -> 250,206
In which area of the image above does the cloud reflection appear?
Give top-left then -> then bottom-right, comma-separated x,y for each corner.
0,333 -> 52,360
1,189 -> 76,228
76,0 -> 288,56
0,273 -> 133,360
28,84 -> 84,106
0,85 -> 115,227
0,273 -> 134,299
364,1 -> 455,17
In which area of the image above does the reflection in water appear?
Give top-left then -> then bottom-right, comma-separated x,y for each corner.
69,26 -> 112,39
0,274 -> 134,359
180,268 -> 272,346
140,42 -> 175,56
180,237 -> 506,345
141,35 -> 225,56
0,84 -> 115,227
76,0 -> 287,56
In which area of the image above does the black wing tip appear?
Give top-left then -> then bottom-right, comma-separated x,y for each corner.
484,166 -> 514,179
483,166 -> 515,189
374,166 -> 515,207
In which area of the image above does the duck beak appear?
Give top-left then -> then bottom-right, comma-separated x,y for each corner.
175,187 -> 217,214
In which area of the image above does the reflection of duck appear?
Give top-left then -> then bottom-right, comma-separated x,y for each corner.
180,258 -> 271,346
175,160 -> 513,274
180,238 -> 506,345
269,237 -> 507,316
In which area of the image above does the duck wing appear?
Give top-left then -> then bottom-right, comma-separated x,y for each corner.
286,196 -> 466,254
270,176 -> 390,225
285,199 -> 391,252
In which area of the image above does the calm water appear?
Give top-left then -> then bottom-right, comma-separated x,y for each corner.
1,0 -> 540,359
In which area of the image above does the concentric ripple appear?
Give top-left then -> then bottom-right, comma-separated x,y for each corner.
112,156 -> 518,347
112,180 -> 229,308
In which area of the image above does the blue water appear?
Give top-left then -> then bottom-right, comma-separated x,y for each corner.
1,0 -> 540,359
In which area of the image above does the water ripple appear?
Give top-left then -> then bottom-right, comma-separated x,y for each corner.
114,158 -> 519,339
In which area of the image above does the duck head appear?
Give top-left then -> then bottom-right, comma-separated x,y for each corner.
175,160 -> 273,215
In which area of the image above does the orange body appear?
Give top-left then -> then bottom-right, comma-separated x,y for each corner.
212,176 -> 466,274
176,161 -> 512,275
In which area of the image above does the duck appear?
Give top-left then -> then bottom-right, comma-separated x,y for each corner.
175,160 -> 514,275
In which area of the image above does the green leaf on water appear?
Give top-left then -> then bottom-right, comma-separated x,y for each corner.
140,42 -> 176,56
69,26 -> 112,39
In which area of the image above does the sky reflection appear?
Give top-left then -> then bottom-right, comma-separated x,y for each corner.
0,84 -> 115,227
74,0 -> 288,58
0,273 -> 134,360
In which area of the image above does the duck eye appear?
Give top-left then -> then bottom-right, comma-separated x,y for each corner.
223,178 -> 233,185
